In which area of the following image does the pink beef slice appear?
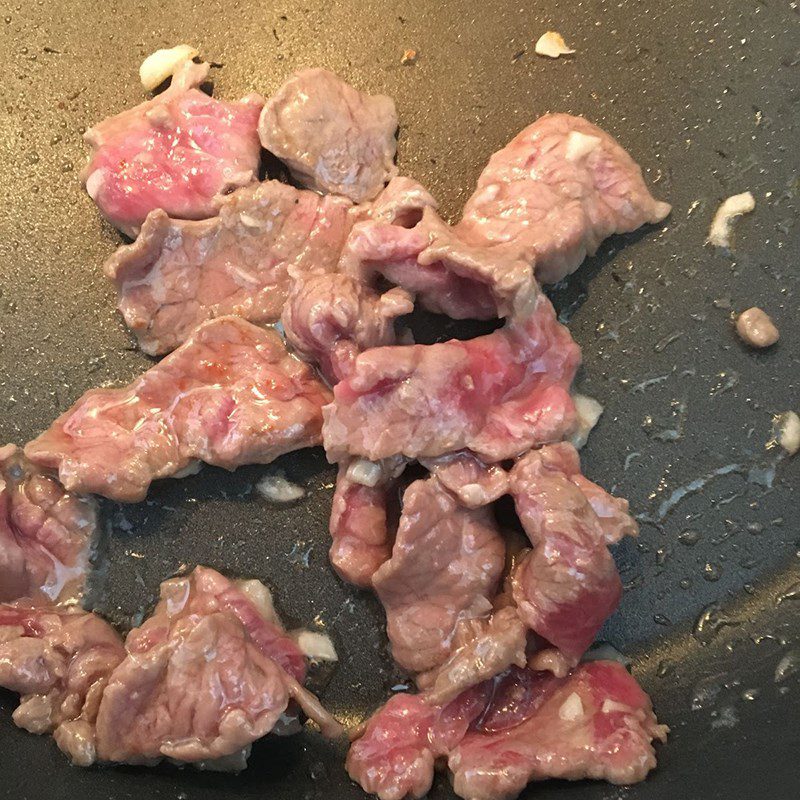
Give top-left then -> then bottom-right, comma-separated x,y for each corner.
418,451 -> 510,509
340,206 -> 533,320
0,601 -> 126,766
95,566 -> 341,765
418,606 -> 528,705
328,460 -> 399,589
258,68 -> 398,203
25,317 -> 332,503
339,114 -> 668,317
372,477 -> 505,673
456,113 -> 671,285
282,272 -> 413,384
347,684 -> 490,800
509,443 -> 638,662
448,662 -> 668,800
0,445 -> 96,603
82,60 -> 263,237
104,181 -> 354,356
322,292 -> 581,465
348,662 -> 666,800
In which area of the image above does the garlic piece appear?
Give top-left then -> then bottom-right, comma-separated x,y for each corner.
774,411 -> 800,456
570,394 -> 604,450
256,471 -> 305,503
535,31 -> 575,59
707,191 -> 755,248
140,45 -> 200,91
735,307 -> 779,348
558,691 -> 584,721
294,630 -> 338,662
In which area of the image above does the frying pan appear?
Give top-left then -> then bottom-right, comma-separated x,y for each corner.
1,1 -> 798,798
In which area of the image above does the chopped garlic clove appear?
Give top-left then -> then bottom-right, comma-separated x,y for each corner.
570,394 -> 604,450
565,131 -> 601,162
294,630 -> 338,662
256,471 -> 306,503
707,191 -> 755,249
139,45 -> 200,91
558,692 -> 584,721
735,307 -> 779,349
535,31 -> 576,59
773,411 -> 800,456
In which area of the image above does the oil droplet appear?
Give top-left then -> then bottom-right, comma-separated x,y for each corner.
656,546 -> 671,566
61,161 -> 74,172
775,581 -> 800,606
50,134 -> 62,145
25,151 -> 40,164
679,529 -> 700,546
653,614 -> 672,626
657,660 -> 673,677
693,603 -> 739,645
679,578 -> 691,589
703,562 -> 722,582
742,688 -> 760,701
691,673 -> 725,710
775,651 -> 800,683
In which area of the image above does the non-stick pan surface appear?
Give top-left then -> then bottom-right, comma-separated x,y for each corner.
1,1 -> 798,798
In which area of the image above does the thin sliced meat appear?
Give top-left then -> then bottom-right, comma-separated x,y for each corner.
82,60 -> 263,236
0,602 -> 126,766
95,566 -> 340,765
419,451 -> 509,509
418,607 -> 528,704
341,207 -> 532,319
282,273 -> 413,384
508,444 -> 627,661
350,662 -> 665,800
25,317 -> 332,502
328,461 -> 399,589
104,182 -> 353,356
346,685 -> 489,800
259,68 -> 398,203
126,566 -> 307,682
372,477 -> 505,673
449,662 -> 668,800
323,293 -> 580,465
457,113 -> 672,285
0,445 -> 96,603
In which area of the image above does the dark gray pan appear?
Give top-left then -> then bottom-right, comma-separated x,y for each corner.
1,0 -> 798,798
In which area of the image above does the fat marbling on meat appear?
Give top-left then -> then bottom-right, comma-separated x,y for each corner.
82,59 -> 263,237
95,566 -> 341,766
0,601 -> 126,766
323,292 -> 580,465
372,477 -> 505,673
508,443 -> 635,662
259,68 -> 398,203
347,662 -> 666,800
0,445 -> 96,603
25,317 -> 332,502
104,181 -> 354,356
